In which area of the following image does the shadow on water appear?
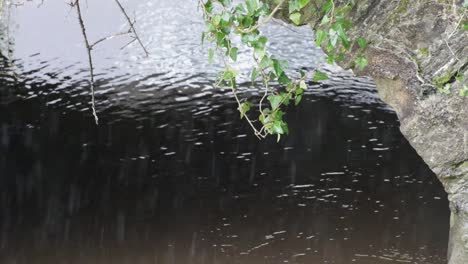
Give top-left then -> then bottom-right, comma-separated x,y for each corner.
0,0 -> 449,263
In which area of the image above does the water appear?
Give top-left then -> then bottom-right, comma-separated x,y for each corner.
0,0 -> 449,263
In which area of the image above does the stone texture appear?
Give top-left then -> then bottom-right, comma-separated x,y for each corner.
269,0 -> 468,263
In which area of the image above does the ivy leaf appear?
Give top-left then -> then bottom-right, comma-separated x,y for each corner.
321,14 -> 330,25
459,85 -> 468,96
235,3 -> 247,13
439,84 -> 452,95
272,121 -> 284,135
289,0 -> 301,13
229,47 -> 238,61
219,0 -> 231,7
313,70 -> 329,81
329,28 -> 338,46
273,59 -> 288,76
246,0 -> 260,15
259,56 -> 273,68
289,12 -> 302,25
268,94 -> 283,110
295,94 -> 303,105
321,0 -> 333,13
222,68 -> 238,80
278,72 -> 291,84
299,80 -> 307,90
250,68 -> 259,83
327,53 -> 335,64
238,101 -> 251,119
355,56 -> 368,70
315,30 -> 326,47
334,24 -> 350,48
281,92 -> 292,106
299,0 -> 310,8
204,0 -> 213,13
208,49 -> 214,63
212,14 -> 221,26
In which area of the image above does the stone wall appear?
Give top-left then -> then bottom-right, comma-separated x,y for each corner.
268,0 -> 468,263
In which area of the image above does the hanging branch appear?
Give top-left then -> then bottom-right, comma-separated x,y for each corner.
113,0 -> 149,56
70,0 -> 150,124
71,0 -> 99,124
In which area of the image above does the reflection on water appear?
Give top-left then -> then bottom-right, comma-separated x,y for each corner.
0,0 -> 448,263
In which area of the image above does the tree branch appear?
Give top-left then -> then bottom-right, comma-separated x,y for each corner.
113,0 -> 149,56
72,0 -> 99,124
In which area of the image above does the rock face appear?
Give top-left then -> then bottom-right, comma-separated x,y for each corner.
269,0 -> 468,263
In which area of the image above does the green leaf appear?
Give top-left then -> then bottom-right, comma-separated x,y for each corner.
313,70 -> 329,82
252,36 -> 267,58
334,24 -> 350,48
208,49 -> 214,63
321,0 -> 333,13
439,83 -> 451,95
229,47 -> 238,61
295,94 -> 303,105
357,37 -> 368,49
299,0 -> 310,8
268,94 -> 282,110
222,68 -> 238,80
295,87 -> 304,97
459,85 -> 468,96
250,68 -> 259,83
278,72 -> 291,84
327,53 -> 335,64
219,0 -> 231,7
204,0 -> 213,13
299,80 -> 307,90
321,14 -> 330,25
272,121 -> 285,134
355,56 -> 368,70
289,12 -> 302,25
329,28 -> 338,46
238,101 -> 251,119
235,3 -> 247,13
281,92 -> 292,106
259,56 -> 273,68
289,0 -> 301,13
273,59 -> 288,76
315,30 -> 326,47
212,14 -> 221,26
246,0 -> 260,15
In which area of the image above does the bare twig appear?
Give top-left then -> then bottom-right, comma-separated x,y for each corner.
90,29 -> 132,49
113,0 -> 149,56
69,0 -> 151,124
72,0 -> 99,124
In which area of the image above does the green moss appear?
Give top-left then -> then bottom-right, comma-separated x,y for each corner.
432,69 -> 457,88
458,161 -> 468,170
390,0 -> 410,23
395,0 -> 410,15
419,48 -> 429,56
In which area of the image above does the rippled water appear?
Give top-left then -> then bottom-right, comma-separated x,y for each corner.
0,0 -> 449,263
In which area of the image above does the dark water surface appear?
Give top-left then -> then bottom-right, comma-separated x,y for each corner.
0,0 -> 449,263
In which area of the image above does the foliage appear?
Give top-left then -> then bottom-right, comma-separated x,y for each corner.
198,0 -> 365,140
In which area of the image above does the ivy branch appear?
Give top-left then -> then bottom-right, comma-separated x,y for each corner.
198,0 -> 365,140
